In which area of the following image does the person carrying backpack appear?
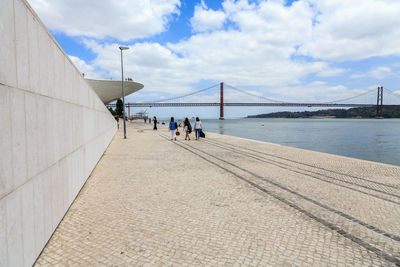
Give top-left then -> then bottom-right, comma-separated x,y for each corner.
183,117 -> 192,140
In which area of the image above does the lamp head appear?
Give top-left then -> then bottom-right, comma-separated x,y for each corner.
119,46 -> 130,50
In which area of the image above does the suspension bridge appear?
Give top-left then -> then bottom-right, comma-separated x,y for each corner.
107,83 -> 400,119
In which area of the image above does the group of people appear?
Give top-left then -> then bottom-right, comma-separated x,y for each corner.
134,115 -> 203,141
168,117 -> 203,141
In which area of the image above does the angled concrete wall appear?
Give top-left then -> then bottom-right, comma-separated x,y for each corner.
0,0 -> 117,266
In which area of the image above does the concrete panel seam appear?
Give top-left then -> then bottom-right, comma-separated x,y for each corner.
0,200 -> 9,267
2,84 -> 113,115
7,0 -> 113,114
13,0 -> 18,92
7,75 -> 15,209
31,127 -> 117,266
0,124 -> 117,202
20,0 -> 86,84
24,89 -> 29,201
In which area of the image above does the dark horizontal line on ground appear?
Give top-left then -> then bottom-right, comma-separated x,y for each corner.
159,134 -> 400,265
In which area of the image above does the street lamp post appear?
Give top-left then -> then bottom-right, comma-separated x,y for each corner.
119,46 -> 129,139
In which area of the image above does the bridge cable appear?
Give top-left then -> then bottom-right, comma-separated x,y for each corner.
226,84 -> 377,104
225,84 -> 287,103
383,88 -> 400,100
319,88 -> 376,104
143,83 -> 220,103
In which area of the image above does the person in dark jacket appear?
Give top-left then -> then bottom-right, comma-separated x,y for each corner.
152,116 -> 158,130
183,117 -> 192,140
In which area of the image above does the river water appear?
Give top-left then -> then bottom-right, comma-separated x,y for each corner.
200,118 -> 400,166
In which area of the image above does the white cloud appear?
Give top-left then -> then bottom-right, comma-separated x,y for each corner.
271,81 -> 375,103
368,66 -> 392,79
59,0 -> 400,103
69,55 -> 103,79
73,1 -> 348,98
317,67 -> 347,77
224,0 -> 313,46
298,0 -> 400,60
28,0 -> 180,41
83,41 -> 195,94
191,1 -> 226,32
350,73 -> 366,79
350,66 -> 392,79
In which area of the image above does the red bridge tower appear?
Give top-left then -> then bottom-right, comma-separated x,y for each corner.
376,86 -> 383,118
219,82 -> 224,120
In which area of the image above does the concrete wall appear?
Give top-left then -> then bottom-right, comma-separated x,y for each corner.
0,0 -> 117,266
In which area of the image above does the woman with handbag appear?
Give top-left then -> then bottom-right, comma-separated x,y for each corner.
194,117 -> 202,140
169,117 -> 178,141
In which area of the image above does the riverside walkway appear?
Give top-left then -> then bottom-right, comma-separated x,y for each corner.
35,121 -> 400,266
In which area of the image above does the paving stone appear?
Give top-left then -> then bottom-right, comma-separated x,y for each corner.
35,121 -> 400,266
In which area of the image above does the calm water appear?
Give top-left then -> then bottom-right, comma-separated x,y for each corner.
201,118 -> 400,166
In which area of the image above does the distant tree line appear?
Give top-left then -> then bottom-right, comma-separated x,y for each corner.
247,106 -> 400,118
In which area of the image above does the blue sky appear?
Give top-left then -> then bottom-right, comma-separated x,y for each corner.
28,0 -> 400,118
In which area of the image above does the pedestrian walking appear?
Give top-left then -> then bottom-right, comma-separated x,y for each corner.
169,117 -> 178,141
183,117 -> 192,140
153,116 -> 158,130
115,115 -> 119,129
194,117 -> 202,140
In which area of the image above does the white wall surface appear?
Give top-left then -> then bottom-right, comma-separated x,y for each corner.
0,0 -> 117,266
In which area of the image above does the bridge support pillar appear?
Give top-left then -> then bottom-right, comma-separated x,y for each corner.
376,86 -> 383,118
219,82 -> 224,120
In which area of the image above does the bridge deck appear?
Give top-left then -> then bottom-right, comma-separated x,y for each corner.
35,122 -> 400,266
108,102 -> 384,107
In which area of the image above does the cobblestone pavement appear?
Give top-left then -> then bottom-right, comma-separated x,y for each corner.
35,122 -> 400,266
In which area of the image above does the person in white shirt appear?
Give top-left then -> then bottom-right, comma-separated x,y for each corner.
194,117 -> 202,140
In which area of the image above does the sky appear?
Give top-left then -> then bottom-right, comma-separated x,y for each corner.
28,0 -> 400,118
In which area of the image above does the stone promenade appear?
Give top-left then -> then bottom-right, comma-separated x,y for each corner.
35,121 -> 400,266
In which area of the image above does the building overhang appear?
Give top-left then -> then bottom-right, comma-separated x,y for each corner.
86,79 -> 144,104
